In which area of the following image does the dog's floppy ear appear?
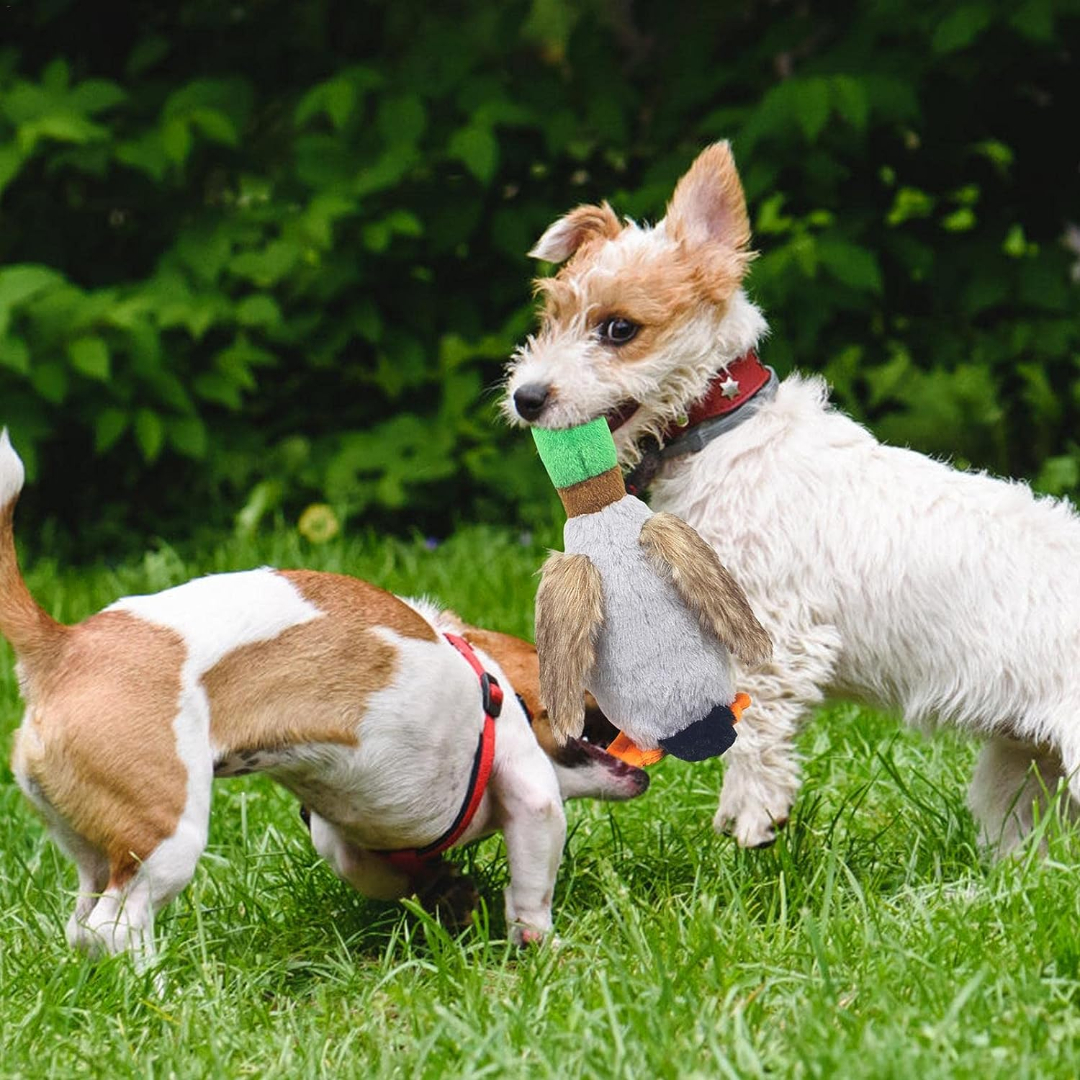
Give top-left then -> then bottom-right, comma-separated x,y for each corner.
665,141 -> 751,253
529,202 -> 622,263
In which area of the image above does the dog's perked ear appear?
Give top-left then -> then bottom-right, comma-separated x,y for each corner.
664,141 -> 752,253
529,201 -> 622,263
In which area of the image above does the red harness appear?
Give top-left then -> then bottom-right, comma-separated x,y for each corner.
380,633 -> 502,878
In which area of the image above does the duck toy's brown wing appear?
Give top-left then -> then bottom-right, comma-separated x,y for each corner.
534,550 -> 604,746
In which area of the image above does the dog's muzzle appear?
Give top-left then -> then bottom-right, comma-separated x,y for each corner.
513,383 -> 551,422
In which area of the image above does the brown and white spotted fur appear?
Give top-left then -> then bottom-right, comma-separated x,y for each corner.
0,430 -> 647,965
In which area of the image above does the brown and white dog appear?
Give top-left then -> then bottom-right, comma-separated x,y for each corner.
0,430 -> 647,965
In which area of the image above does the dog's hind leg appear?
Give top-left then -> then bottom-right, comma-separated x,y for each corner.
13,752 -> 111,950
969,736 -> 1065,855
307,812 -> 412,900
78,756 -> 212,968
714,622 -> 840,848
64,841 -> 110,952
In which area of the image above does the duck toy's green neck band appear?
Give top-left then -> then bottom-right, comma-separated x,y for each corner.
531,419 -> 627,518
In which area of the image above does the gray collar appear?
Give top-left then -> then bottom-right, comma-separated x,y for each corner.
623,366 -> 778,497
659,365 -> 779,460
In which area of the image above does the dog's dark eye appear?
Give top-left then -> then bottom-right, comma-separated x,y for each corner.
597,317 -> 639,346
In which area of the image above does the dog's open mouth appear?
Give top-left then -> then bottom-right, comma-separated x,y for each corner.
560,736 -> 650,794
605,400 -> 639,432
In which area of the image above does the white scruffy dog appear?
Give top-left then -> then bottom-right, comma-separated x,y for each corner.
504,140 -> 1080,854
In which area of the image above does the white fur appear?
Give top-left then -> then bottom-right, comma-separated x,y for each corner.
506,195 -> 1080,854
652,377 -> 1080,849
0,427 -> 25,511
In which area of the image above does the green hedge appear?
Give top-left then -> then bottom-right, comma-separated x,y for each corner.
1,0 -> 1078,552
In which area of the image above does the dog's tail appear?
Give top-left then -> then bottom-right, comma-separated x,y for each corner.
0,429 -> 64,659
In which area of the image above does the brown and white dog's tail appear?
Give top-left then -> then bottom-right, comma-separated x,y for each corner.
0,428 -> 63,659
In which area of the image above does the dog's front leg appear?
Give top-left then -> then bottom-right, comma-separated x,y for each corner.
715,622 -> 840,847
497,768 -> 566,945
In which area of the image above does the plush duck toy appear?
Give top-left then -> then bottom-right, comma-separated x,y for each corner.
532,418 -> 771,766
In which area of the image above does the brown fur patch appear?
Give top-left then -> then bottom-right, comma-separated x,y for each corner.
556,468 -> 626,517
530,201 -> 622,263
535,552 -> 604,744
0,497 -> 65,668
12,610 -> 188,885
639,512 -> 772,665
532,143 -> 755,359
203,571 -> 435,756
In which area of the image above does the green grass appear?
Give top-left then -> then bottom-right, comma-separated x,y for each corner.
3,526 -> 1080,1077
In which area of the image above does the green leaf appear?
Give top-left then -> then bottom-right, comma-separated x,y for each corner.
29,361 -> 69,404
0,264 -> 64,309
67,336 -> 111,382
235,294 -> 283,328
377,94 -> 427,146
932,4 -> 992,52
229,240 -> 301,287
42,59 -> 71,93
115,131 -> 169,181
161,118 -> 192,164
1009,0 -> 1053,41
94,408 -> 129,453
830,76 -> 868,131
193,371 -> 243,410
817,239 -> 883,293
22,113 -> 107,146
0,335 -> 30,375
164,78 -> 252,128
448,124 -> 499,184
0,143 -> 25,197
384,209 -> 424,237
1002,224 -> 1027,258
295,77 -> 357,130
134,408 -> 165,462
941,208 -> 976,232
187,107 -> 238,146
354,145 -> 418,197
67,79 -> 127,115
793,79 -> 831,141
168,416 -> 208,459
755,193 -> 794,236
886,187 -> 935,226
362,220 -> 391,252
1035,454 -> 1079,496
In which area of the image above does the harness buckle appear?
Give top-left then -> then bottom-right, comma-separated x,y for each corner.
480,672 -> 503,718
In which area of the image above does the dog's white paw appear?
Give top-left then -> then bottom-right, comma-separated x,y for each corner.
714,779 -> 793,848
509,921 -> 551,947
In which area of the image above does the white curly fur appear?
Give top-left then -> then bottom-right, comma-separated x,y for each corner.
505,152 -> 1080,854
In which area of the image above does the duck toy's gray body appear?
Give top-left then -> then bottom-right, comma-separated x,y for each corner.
532,419 -> 771,763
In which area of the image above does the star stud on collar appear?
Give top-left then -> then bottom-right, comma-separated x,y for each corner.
719,376 -> 741,399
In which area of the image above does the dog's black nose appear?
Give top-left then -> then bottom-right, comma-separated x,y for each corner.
514,383 -> 551,422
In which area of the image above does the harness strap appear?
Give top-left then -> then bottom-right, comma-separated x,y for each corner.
380,633 -> 502,878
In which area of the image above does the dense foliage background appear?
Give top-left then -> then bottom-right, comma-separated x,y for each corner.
1,0 -> 1078,554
